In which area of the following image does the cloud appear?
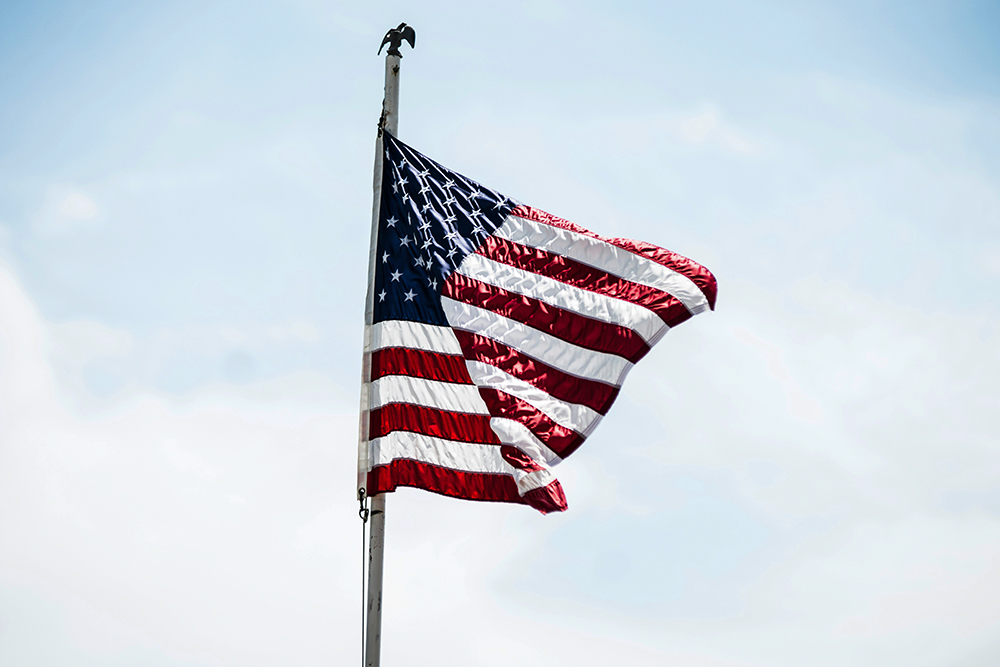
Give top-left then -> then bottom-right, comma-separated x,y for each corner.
57,192 -> 99,221
979,245 -> 1000,276
0,261 -> 359,665
32,186 -> 101,236
677,106 -> 759,155
5,86 -> 1000,662
15,254 -> 991,667
161,439 -> 217,480
266,320 -> 321,343
2,14 -> 1000,665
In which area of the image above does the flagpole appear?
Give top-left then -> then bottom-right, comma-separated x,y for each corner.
362,23 -> 413,667
363,51 -> 395,665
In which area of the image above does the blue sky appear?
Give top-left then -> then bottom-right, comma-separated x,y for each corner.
1,1 -> 999,666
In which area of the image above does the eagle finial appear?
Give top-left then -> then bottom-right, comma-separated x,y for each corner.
378,22 -> 416,57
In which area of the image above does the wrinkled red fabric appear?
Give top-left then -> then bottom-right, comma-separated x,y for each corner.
477,235 -> 695,328
444,271 -> 650,363
454,329 -> 620,415
511,205 -> 718,310
371,347 -> 472,384
477,388 -> 585,458
370,404 -> 498,444
367,460 -> 568,514
523,481 -> 569,514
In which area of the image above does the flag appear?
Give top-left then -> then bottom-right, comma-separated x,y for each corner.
358,132 -> 717,513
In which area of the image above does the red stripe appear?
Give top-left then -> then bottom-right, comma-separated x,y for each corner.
370,403 -> 498,443
443,272 -> 649,363
368,460 -> 520,503
511,205 -> 718,310
478,388 -> 589,459
371,347 -> 472,384
454,329 -> 619,414
523,480 -> 569,514
367,459 -> 567,513
500,445 -> 544,472
477,235 -> 694,329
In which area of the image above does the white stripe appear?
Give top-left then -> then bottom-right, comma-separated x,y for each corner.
370,319 -> 462,354
370,430 -> 554,497
370,431 -> 510,474
456,253 -> 666,345
515,468 -> 556,495
443,298 -> 632,386
359,328 -> 373,479
466,361 -> 602,436
490,417 -> 562,467
370,375 -> 488,414
495,215 -> 710,316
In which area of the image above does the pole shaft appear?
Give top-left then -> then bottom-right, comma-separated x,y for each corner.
382,54 -> 401,137
364,493 -> 386,667
364,52 -> 400,667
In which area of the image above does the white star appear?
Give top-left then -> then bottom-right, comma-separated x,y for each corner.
444,229 -> 459,242
443,179 -> 455,189
472,223 -> 485,235
378,289 -> 386,301
469,189 -> 483,199
419,184 -> 431,195
382,251 -> 390,263
399,235 -> 411,247
422,238 -> 433,250
443,196 -> 457,207
402,192 -> 410,204
418,220 -> 431,233
396,159 -> 406,171
399,176 -> 408,187
392,181 -> 399,194
403,289 -> 416,302
447,246 -> 458,259
421,201 -> 432,213
492,197 -> 507,210
469,209 -> 482,218
418,169 -> 430,178
415,256 -> 426,268
429,277 -> 438,290
390,269 -> 402,282
386,216 -> 398,227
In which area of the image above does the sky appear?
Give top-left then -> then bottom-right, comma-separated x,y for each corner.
1,0 -> 999,665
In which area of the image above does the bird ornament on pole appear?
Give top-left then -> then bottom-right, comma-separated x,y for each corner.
378,23 -> 416,58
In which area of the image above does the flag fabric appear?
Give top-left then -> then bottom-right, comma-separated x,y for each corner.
358,132 -> 717,514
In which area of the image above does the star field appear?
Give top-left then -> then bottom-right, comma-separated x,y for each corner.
372,132 -> 517,325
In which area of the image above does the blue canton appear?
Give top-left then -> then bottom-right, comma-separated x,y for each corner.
373,133 -> 517,325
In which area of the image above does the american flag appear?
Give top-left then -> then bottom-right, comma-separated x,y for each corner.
358,132 -> 717,513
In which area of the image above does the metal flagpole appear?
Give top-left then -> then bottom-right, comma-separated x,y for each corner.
361,22 -> 414,667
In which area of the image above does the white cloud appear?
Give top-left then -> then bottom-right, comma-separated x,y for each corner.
0,261 -> 358,665
32,186 -> 102,235
2,7 -> 999,665
57,191 -> 99,221
266,320 -> 321,343
5,127 -> 1000,663
161,438 -> 217,480
678,105 -> 759,155
0,279 -> 992,651
979,246 -> 1000,276
48,320 -> 134,367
